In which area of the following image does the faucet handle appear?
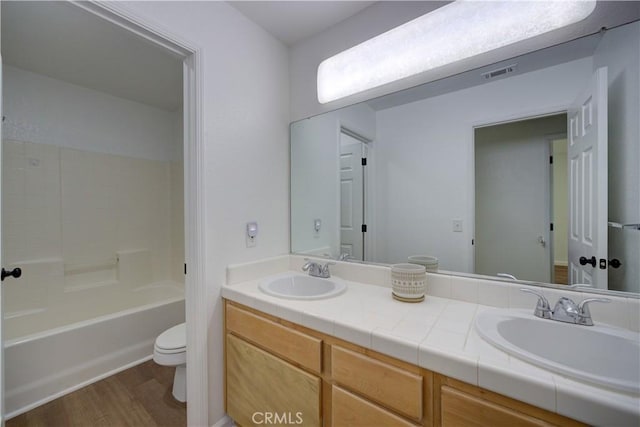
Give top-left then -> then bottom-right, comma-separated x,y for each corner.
321,261 -> 335,276
520,288 -> 551,319
577,298 -> 610,326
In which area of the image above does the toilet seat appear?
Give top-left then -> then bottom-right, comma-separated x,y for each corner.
155,323 -> 186,352
154,323 -> 186,366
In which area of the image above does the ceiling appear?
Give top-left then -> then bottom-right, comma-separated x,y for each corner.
228,1 -> 376,45
1,1 -> 378,110
1,1 -> 183,112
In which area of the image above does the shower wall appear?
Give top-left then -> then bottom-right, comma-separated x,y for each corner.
2,65 -> 184,320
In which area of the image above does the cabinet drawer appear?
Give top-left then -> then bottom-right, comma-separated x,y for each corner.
226,303 -> 322,373
226,334 -> 321,427
441,386 -> 550,427
332,386 -> 418,427
331,346 -> 423,420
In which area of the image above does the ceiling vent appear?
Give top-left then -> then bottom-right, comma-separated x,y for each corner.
482,64 -> 518,80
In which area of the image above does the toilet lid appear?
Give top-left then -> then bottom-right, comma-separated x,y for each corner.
156,323 -> 186,351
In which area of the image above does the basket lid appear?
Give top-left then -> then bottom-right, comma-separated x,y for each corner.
391,263 -> 426,273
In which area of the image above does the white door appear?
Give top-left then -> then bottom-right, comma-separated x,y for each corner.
568,67 -> 608,289
339,133 -> 364,260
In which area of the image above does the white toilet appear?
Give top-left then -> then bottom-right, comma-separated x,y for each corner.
153,323 -> 187,402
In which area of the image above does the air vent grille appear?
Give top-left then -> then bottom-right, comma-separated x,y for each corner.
482,64 -> 518,80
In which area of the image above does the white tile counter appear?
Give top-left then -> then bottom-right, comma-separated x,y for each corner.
222,255 -> 640,426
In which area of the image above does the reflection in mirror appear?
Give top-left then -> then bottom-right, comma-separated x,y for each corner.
291,20 -> 639,294
474,114 -> 567,285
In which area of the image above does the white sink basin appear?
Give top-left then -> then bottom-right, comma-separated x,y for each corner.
476,309 -> 640,393
259,273 -> 347,300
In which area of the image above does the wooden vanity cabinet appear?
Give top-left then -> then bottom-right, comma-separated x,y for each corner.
226,334 -> 321,427
435,376 -> 585,427
225,303 -> 323,427
330,345 -> 425,422
224,301 -> 584,427
331,385 -> 419,427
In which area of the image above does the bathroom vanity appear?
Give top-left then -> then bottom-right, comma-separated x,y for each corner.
222,256 -> 640,426
224,301 -> 585,427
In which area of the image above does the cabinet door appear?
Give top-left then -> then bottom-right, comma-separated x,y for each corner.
331,346 -> 423,420
226,334 -> 321,427
226,303 -> 322,373
332,385 -> 418,427
441,386 -> 550,427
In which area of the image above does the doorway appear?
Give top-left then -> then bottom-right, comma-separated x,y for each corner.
0,1 -> 206,424
339,130 -> 368,261
474,114 -> 567,284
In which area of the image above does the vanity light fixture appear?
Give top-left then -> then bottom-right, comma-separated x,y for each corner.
317,0 -> 597,104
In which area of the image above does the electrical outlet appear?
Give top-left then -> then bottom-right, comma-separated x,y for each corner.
246,222 -> 258,247
452,219 -> 463,232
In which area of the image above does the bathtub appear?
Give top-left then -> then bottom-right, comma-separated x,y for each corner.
4,281 -> 185,419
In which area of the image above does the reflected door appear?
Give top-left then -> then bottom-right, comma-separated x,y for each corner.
339,133 -> 364,260
568,67 -> 608,289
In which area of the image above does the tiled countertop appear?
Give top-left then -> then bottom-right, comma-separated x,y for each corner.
222,256 -> 640,426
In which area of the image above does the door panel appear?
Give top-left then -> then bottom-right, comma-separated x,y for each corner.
339,133 -> 364,260
567,67 -> 608,289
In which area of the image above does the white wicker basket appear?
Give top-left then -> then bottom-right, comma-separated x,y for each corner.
391,263 -> 426,302
407,255 -> 439,272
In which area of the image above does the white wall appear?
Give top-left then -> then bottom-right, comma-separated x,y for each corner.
118,2 -> 290,424
291,103 -> 375,258
171,110 -> 185,283
2,65 -> 177,161
372,58 -> 593,271
593,22 -> 640,293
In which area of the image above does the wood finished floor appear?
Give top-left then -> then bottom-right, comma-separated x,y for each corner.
554,264 -> 569,285
7,360 -> 186,427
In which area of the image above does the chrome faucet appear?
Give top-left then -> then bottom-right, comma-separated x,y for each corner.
520,289 -> 610,326
338,253 -> 352,261
302,259 -> 334,278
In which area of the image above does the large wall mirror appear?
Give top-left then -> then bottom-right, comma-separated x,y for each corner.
291,19 -> 640,295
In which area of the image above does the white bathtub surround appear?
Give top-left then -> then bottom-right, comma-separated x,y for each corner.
224,255 -> 640,426
117,249 -> 153,290
2,140 -> 184,291
4,296 -> 185,419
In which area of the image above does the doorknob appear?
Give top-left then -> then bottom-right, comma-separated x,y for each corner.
579,256 -> 596,267
1,267 -> 22,281
609,258 -> 622,269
